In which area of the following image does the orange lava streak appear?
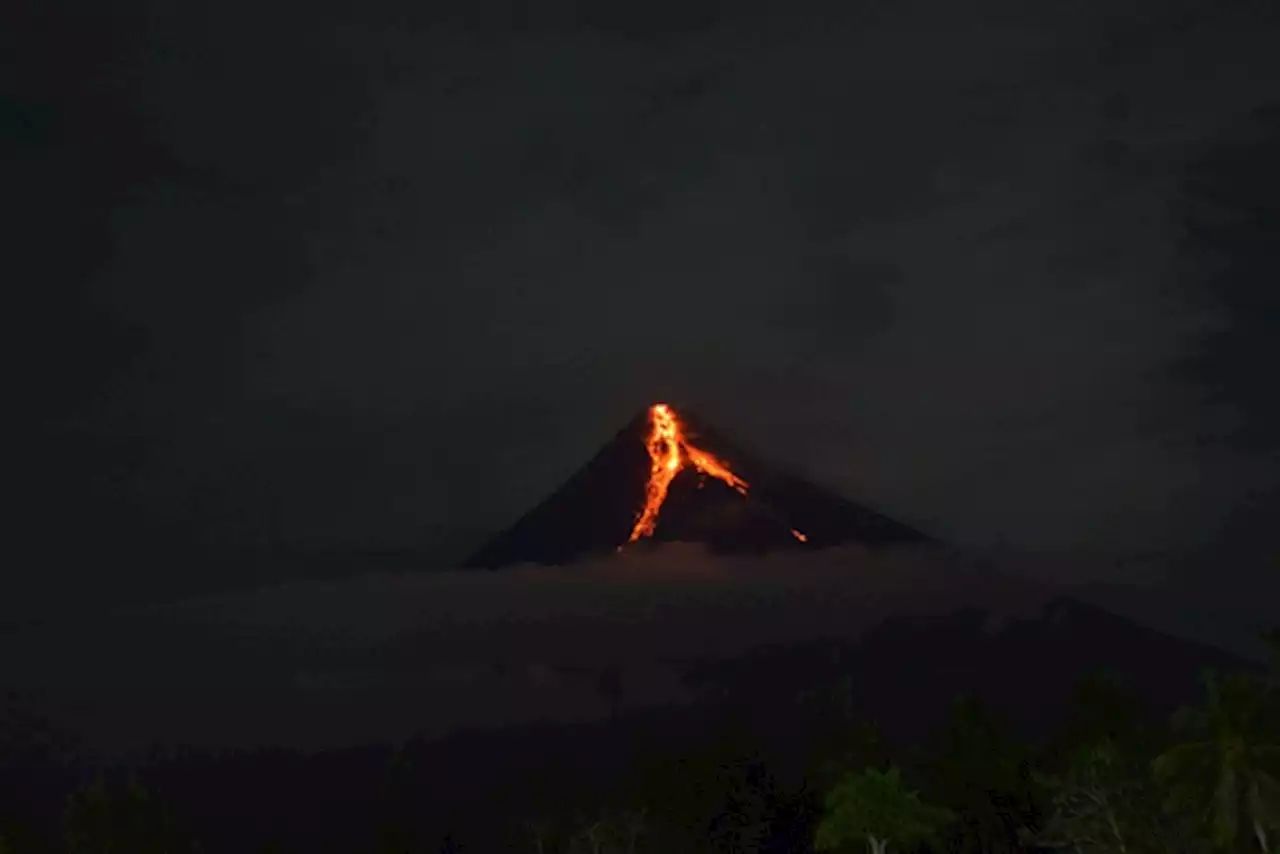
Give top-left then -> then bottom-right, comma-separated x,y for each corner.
625,403 -> 807,544
626,404 -> 684,543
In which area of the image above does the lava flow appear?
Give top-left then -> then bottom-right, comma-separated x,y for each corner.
624,403 -> 806,545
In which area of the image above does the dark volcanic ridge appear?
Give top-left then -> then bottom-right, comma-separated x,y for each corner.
464,404 -> 931,569
0,586 -> 1255,854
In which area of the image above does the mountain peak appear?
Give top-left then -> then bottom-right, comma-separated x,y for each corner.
463,403 -> 931,569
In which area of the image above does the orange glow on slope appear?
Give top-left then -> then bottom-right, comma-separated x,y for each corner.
625,403 -> 807,545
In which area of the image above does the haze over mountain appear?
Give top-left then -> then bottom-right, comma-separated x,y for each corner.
0,541 -> 1251,760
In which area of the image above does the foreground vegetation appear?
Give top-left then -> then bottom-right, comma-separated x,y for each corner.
2,629 -> 1277,853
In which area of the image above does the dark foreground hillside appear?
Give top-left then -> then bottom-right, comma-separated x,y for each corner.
1,593 -> 1263,853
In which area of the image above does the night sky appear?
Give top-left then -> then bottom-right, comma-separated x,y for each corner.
10,0 -> 1279,622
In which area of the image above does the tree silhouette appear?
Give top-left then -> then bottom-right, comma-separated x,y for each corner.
373,747 -> 418,854
62,772 -> 198,854
1037,739 -> 1185,854
815,766 -> 953,854
522,815 -> 560,854
1152,671 -> 1280,852
807,716 -> 891,796
1053,671 -> 1149,758
532,807 -> 649,854
920,693 -> 1040,852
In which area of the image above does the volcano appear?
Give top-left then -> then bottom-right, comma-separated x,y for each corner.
464,403 -> 931,569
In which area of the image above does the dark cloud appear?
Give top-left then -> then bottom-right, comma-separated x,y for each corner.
1168,103 -> 1280,452
5,542 -> 1269,754
0,545 -> 1054,752
771,258 -> 898,357
15,0 -> 1280,616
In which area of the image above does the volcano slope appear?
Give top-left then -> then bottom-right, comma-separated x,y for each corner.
464,403 -> 931,568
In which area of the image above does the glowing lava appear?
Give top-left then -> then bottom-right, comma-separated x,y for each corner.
624,403 -> 806,545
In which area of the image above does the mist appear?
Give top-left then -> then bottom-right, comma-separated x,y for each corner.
1,544 -> 1055,755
